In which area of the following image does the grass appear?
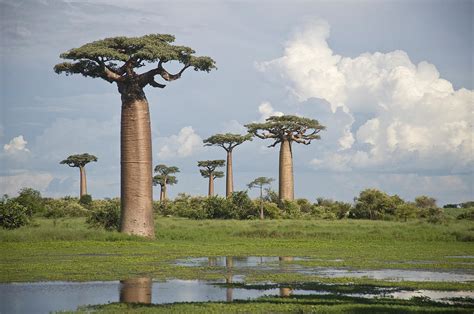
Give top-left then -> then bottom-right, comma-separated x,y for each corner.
2,216 -> 473,312
1,217 -> 473,284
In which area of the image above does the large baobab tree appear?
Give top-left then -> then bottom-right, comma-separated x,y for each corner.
153,164 -> 179,202
54,35 -> 216,238
248,177 -> 274,219
246,115 -> 325,201
203,133 -> 252,197
60,153 -> 97,197
198,160 -> 225,196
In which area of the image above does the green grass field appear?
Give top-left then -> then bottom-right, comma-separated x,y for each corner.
1,217 -> 473,312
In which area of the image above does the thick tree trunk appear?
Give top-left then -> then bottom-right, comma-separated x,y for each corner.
79,166 -> 87,197
226,150 -> 233,198
279,139 -> 294,201
119,277 -> 152,304
260,186 -> 264,220
208,173 -> 214,196
120,97 -> 155,238
163,184 -> 167,202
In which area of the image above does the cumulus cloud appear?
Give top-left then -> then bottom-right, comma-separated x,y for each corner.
258,20 -> 473,174
3,135 -> 30,154
258,101 -> 284,122
158,126 -> 203,160
0,171 -> 53,195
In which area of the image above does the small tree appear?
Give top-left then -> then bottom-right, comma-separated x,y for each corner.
198,160 -> 225,196
153,164 -> 179,202
60,153 -> 98,197
248,177 -> 274,219
246,115 -> 325,201
204,133 -> 252,198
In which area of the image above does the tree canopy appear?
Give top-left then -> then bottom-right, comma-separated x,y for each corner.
54,34 -> 216,90
245,115 -> 326,147
203,133 -> 252,152
153,164 -> 179,187
198,160 -> 225,178
60,153 -> 98,168
247,177 -> 275,189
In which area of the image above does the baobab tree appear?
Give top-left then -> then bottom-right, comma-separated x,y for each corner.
246,115 -> 325,201
60,153 -> 97,197
248,177 -> 274,219
203,133 -> 252,197
153,164 -> 179,203
198,160 -> 225,196
54,34 -> 216,238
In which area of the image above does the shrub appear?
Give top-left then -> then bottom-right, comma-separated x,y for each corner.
261,202 -> 282,219
426,207 -> 445,224
395,203 -> 418,221
228,191 -> 257,219
0,198 -> 30,229
79,194 -> 93,207
167,194 -> 208,219
14,187 -> 45,216
296,198 -> 313,214
350,189 -> 403,220
280,200 -> 302,219
203,196 -> 234,219
43,199 -> 89,218
415,195 -> 437,209
87,201 -> 120,230
457,210 -> 474,221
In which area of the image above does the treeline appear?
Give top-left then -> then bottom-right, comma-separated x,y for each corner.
1,187 -> 473,231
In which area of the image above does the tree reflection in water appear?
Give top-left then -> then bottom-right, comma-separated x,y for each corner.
119,277 -> 152,304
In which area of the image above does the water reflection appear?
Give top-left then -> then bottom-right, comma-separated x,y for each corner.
225,256 -> 233,302
119,277 -> 152,304
279,287 -> 293,297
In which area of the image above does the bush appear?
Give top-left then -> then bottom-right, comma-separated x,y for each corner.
166,194 -> 208,219
87,201 -> 120,230
260,202 -> 282,219
415,195 -> 437,209
350,189 -> 403,220
228,191 -> 257,219
395,203 -> 418,221
0,198 -> 30,229
296,198 -> 313,214
457,210 -> 474,220
280,200 -> 302,219
426,207 -> 445,224
203,196 -> 234,219
14,187 -> 45,216
79,194 -> 93,207
43,199 -> 89,218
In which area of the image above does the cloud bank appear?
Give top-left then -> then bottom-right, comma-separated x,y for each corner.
258,20 -> 473,174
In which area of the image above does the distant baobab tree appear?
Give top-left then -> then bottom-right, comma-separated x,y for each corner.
153,164 -> 179,203
248,177 -> 274,219
60,153 -> 97,198
203,133 -> 252,198
246,115 -> 325,201
198,160 -> 225,196
54,34 -> 216,238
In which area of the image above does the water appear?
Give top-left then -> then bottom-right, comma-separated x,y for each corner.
1,279 -> 472,314
1,256 -> 473,313
178,256 -> 474,282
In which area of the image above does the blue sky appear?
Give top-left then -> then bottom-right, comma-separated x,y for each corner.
0,0 -> 472,205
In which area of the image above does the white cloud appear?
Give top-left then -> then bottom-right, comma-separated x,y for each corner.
258,20 -> 473,174
0,172 -> 53,196
158,126 -> 203,160
3,135 -> 30,154
258,101 -> 284,121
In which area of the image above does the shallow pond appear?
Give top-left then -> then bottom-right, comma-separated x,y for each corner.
177,256 -> 474,282
1,278 -> 472,314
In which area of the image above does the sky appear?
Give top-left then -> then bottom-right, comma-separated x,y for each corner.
0,0 -> 472,205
